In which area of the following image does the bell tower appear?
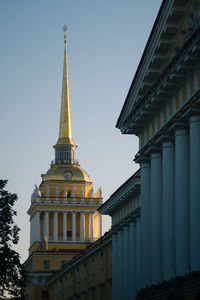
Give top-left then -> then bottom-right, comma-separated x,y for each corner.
24,27 -> 103,286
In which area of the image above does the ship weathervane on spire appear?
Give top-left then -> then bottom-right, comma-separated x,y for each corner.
63,24 -> 67,45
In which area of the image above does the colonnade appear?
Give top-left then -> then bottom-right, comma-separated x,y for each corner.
139,113 -> 200,288
112,218 -> 140,300
30,210 -> 102,245
111,113 -> 200,300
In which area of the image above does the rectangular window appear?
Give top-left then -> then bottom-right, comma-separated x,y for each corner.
100,286 -> 105,300
55,283 -> 58,296
65,275 -> 68,290
50,288 -> 53,299
43,260 -> 50,269
60,280 -> 62,294
101,252 -> 104,270
41,291 -> 48,299
92,257 -> 95,276
70,272 -> 73,287
91,289 -> 96,298
83,292 -> 88,300
67,230 -> 72,241
84,263 -> 87,280
77,268 -> 80,283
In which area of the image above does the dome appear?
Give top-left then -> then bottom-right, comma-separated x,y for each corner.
42,164 -> 91,182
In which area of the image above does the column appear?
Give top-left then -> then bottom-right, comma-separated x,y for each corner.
53,212 -> 58,241
30,217 -> 33,245
175,128 -> 189,275
162,140 -> 175,280
150,151 -> 162,284
190,115 -> 200,270
36,211 -> 40,241
89,212 -> 94,242
80,212 -> 85,242
136,218 -> 141,291
117,230 -> 123,299
63,212 -> 67,242
112,233 -> 118,300
72,212 -> 76,242
44,211 -> 49,240
99,213 -> 102,237
123,225 -> 129,299
140,160 -> 151,287
129,221 -> 136,300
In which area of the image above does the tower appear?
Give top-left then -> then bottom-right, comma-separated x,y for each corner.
24,28 -> 103,298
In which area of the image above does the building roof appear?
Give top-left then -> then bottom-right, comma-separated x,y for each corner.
116,0 -> 191,134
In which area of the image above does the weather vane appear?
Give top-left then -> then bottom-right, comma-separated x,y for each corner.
63,24 -> 67,44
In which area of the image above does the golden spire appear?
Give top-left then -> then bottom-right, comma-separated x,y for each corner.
56,25 -> 74,145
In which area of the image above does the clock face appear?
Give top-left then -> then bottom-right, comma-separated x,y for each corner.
63,171 -> 73,180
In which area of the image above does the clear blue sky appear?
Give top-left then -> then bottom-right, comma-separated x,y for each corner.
0,0 -> 162,263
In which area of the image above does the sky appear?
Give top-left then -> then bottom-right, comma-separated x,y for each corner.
0,0 -> 162,263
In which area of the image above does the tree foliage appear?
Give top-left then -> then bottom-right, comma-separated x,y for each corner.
0,180 -> 24,299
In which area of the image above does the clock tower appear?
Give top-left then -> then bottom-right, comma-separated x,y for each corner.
24,29 -> 102,296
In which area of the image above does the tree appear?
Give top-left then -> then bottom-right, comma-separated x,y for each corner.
0,180 -> 24,299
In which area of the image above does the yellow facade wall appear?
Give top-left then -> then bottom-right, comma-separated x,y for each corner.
25,284 -> 50,300
49,237 -> 112,300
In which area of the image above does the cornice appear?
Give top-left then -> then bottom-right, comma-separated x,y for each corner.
98,170 -> 140,215
117,0 -> 194,134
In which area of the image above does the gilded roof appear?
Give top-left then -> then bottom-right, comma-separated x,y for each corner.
42,164 -> 90,182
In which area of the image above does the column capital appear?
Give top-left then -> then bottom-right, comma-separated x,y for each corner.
129,221 -> 136,228
183,106 -> 200,119
175,127 -> 188,137
135,154 -> 150,164
157,133 -> 173,144
112,232 -> 118,238
162,140 -> 174,149
147,145 -> 161,156
118,229 -> 124,235
123,225 -> 129,232
189,114 -> 200,123
150,151 -> 162,160
168,121 -> 188,133
136,217 -> 141,223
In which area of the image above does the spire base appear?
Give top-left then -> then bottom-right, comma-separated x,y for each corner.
56,137 -> 75,145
